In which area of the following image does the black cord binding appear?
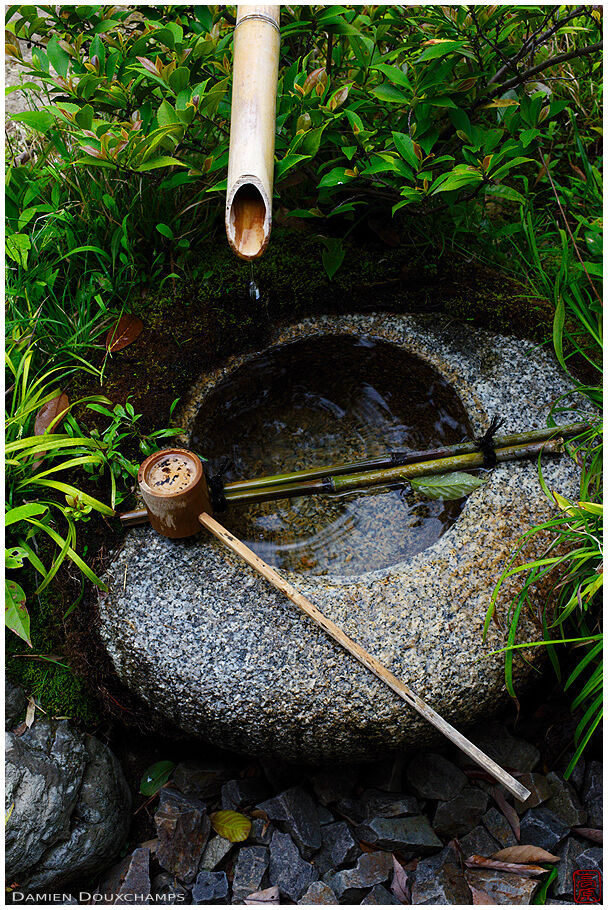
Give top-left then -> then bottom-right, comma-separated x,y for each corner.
206,457 -> 232,512
475,416 -> 505,468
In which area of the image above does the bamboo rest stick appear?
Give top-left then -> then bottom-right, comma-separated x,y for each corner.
198,511 -> 531,802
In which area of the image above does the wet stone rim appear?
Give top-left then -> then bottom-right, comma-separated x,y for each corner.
99,313 -> 583,762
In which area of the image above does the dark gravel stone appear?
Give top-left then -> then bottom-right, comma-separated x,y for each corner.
199,835 -> 233,872
482,807 -> 518,848
411,846 -> 471,905
465,868 -> 540,904
578,845 -> 603,878
310,766 -> 360,806
545,772 -> 587,827
582,761 -> 603,828
297,881 -> 339,904
258,786 -> 322,858
433,787 -> 488,838
360,789 -> 420,819
231,845 -> 269,904
356,815 -> 442,854
514,773 -> 550,812
151,872 -> 190,905
324,851 -> 393,903
222,778 -> 269,811
361,884 -> 400,904
406,752 -> 468,801
519,807 -> 570,852
5,679 -> 27,730
318,805 -> 335,825
248,818 -> 274,846
313,821 -> 360,875
172,760 -> 234,800
459,825 -> 501,858
192,870 -> 229,904
553,837 -> 587,899
116,847 -> 151,905
465,722 -> 540,772
269,830 -> 318,902
154,788 -> 210,883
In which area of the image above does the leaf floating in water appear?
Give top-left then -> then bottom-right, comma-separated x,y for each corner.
34,392 -> 69,435
139,760 -> 176,795
210,809 -> 252,842
106,315 -> 144,353
410,472 -> 486,501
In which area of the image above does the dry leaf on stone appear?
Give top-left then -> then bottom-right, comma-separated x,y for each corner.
105,315 -> 144,353
34,392 -> 69,435
492,845 -> 559,863
469,884 -> 498,904
465,855 -> 547,878
391,855 -> 412,904
12,721 -> 27,737
491,786 -> 520,841
25,695 -> 36,728
572,827 -> 603,844
244,885 -> 280,905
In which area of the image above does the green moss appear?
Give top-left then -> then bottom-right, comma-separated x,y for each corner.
6,580 -> 100,726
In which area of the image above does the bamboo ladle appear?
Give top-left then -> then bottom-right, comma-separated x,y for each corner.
137,448 -> 530,801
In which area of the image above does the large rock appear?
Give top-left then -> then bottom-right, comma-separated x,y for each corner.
5,719 -> 131,890
98,315 -> 582,761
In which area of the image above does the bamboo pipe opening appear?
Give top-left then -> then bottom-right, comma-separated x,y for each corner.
228,181 -> 268,259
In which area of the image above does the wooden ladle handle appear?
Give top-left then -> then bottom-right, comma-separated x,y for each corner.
199,512 -> 530,802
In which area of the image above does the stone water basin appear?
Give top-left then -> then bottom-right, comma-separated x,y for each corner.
99,313 -> 582,762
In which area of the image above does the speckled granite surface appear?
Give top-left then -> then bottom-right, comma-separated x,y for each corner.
99,314 -> 584,762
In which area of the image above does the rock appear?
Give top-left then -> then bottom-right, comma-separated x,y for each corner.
222,778 -> 269,811
99,316 -> 580,761
116,847 -> 151,905
553,837 -> 587,899
192,870 -> 229,904
465,723 -> 540,772
433,787 -> 488,839
577,845 -> 603,881
5,679 -> 27,730
514,773 -> 550,812
318,805 -> 335,825
324,851 -> 393,903
465,868 -> 540,904
199,836 -> 233,872
519,808 -> 570,852
482,807 -> 518,848
312,821 -> 360,875
297,881 -> 339,905
545,772 -> 587,827
459,825 -> 501,858
359,789 -> 420,819
154,788 -> 210,882
231,846 -> 269,904
582,761 -> 603,828
269,830 -> 318,902
411,846 -> 471,905
172,760 -> 233,800
406,752 -> 468,801
5,720 -> 131,891
258,786 -> 321,859
361,884 -> 400,904
362,755 -> 405,792
151,872 -> 190,905
248,819 -> 274,846
310,766 -> 360,805
356,815 -> 442,854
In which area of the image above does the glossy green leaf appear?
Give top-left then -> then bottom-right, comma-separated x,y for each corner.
320,237 -> 345,280
5,580 -> 32,647
371,84 -> 406,103
10,110 -> 54,133
139,760 -> 176,795
46,36 -> 70,77
210,810 -> 252,843
410,472 -> 486,501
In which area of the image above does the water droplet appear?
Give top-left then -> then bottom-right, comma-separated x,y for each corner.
248,279 -> 260,302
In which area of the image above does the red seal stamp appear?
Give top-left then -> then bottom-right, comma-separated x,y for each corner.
573,869 -> 602,904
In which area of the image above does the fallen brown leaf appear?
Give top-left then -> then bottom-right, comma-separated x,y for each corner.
571,827 -> 603,844
244,885 -> 280,905
465,855 -> 547,878
391,855 -> 412,904
470,884 -> 498,904
492,845 -> 559,864
25,696 -> 36,728
491,786 -> 520,841
105,315 -> 143,353
34,392 -> 69,435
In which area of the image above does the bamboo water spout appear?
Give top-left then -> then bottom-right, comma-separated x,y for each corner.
225,6 -> 281,260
